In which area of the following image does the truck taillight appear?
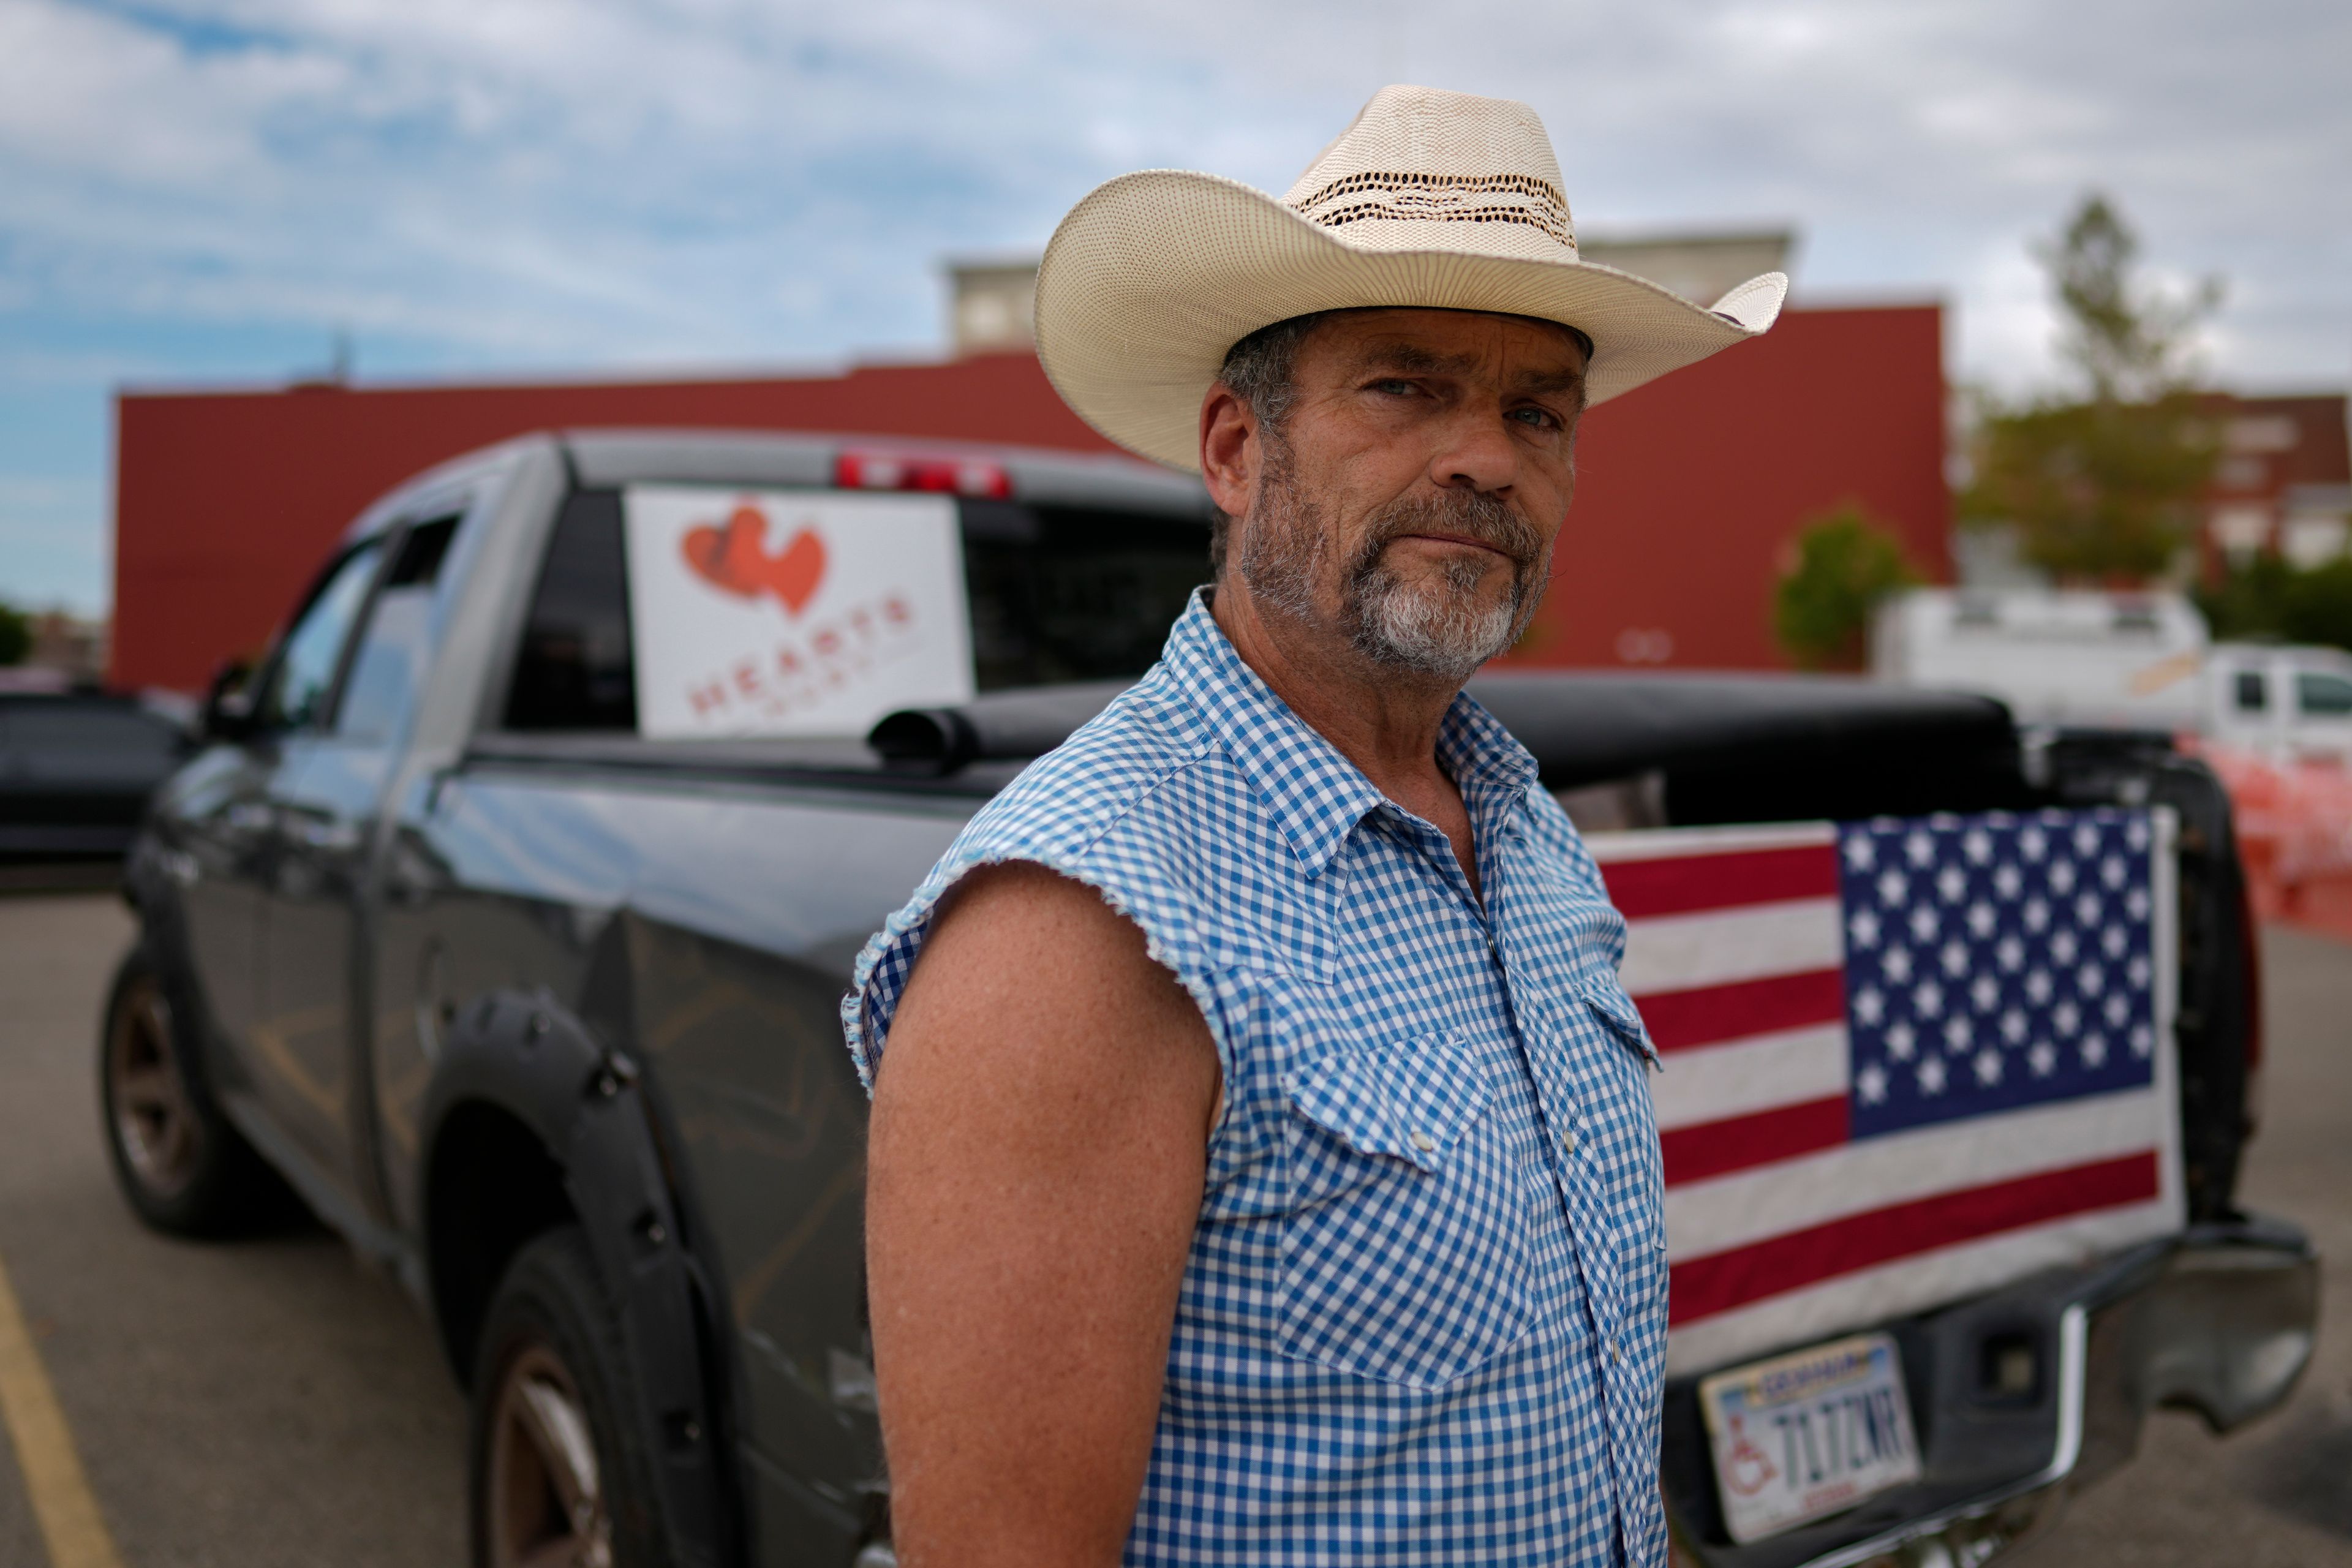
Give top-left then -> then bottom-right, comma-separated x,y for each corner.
835,450 -> 1012,499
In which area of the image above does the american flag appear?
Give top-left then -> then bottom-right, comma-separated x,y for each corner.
1591,808 -> 2184,1376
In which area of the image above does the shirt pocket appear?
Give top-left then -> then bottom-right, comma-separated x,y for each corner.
1278,1033 -> 1534,1390
1580,972 -> 1659,1068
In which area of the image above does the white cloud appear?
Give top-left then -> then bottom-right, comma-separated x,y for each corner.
12,0 -> 2334,374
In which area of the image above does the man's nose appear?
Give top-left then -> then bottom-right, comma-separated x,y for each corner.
1429,410 -> 1520,495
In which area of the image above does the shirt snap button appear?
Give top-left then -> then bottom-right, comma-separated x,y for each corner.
1560,1130 -> 1577,1157
1409,1131 -> 1436,1153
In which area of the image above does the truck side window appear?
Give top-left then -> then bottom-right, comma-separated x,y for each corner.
2234,670 -> 2268,712
505,490 -> 636,731
256,540 -> 389,733
337,515 -> 462,743
2296,672 -> 2352,718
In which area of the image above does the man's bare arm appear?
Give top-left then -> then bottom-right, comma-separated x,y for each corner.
865,862 -> 1221,1568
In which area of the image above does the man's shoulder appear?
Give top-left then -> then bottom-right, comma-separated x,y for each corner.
948,674 -> 1317,967
958,675 -> 1223,864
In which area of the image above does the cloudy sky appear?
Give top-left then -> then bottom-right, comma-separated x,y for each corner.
2,0 -> 2346,612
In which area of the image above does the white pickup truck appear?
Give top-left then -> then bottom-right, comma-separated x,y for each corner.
1875,587 -> 2352,765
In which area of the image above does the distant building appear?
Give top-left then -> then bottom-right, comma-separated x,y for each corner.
0,610 -> 109,690
1573,230 -> 1796,311
2204,393 -> 2351,568
947,230 -> 1797,355
946,257 -> 1043,356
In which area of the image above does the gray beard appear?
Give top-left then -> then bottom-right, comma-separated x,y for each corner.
1238,447 -> 1551,684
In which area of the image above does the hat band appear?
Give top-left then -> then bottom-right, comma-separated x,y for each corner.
1286,170 -> 1575,249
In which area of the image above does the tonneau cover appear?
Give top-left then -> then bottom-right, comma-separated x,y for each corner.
870,672 -> 2027,822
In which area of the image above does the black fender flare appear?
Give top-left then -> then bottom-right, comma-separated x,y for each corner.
421,986 -> 736,1568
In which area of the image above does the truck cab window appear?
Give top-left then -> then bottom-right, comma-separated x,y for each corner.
505,489 -> 1208,731
338,514 -> 463,743
257,540 -> 388,732
505,491 -> 636,731
961,501 -> 1208,690
2233,670 -> 2268,712
2296,672 -> 2352,718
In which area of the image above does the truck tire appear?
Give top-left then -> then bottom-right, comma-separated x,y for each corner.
470,1226 -> 676,1568
97,943 -> 288,1237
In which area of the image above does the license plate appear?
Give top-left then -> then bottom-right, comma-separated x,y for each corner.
1698,1332 -> 1923,1543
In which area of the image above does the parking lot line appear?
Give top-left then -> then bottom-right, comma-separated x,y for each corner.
0,1251 -> 122,1568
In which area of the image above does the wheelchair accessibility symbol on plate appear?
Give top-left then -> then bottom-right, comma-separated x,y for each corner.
1722,1414 -> 1777,1497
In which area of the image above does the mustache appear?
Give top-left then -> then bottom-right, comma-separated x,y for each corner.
1346,489 -> 1547,579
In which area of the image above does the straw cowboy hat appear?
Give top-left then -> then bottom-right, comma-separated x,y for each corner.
1035,83 -> 1788,472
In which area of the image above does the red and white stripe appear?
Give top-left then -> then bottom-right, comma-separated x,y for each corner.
1588,821 -> 2185,1376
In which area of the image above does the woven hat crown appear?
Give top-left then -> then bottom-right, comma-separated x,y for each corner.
1279,85 -> 1578,263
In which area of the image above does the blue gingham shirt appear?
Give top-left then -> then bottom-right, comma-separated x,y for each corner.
845,592 -> 1668,1566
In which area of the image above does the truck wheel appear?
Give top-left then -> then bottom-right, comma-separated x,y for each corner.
470,1226 -> 674,1568
98,944 -> 286,1237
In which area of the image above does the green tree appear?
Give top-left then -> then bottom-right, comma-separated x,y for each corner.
1774,507 -> 1919,671
1959,195 -> 2222,582
2196,555 -> 2352,652
0,601 -> 30,666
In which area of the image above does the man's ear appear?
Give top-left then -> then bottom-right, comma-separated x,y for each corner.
1199,385 -> 1258,521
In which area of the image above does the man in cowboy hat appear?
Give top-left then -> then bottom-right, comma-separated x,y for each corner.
843,85 -> 1782,1566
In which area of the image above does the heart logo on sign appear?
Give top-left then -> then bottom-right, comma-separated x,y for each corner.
680,505 -> 828,616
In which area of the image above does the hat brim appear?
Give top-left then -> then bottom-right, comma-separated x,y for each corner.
1035,169 -> 1788,473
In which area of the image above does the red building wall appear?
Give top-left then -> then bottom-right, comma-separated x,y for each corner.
111,304 -> 1948,692
1508,302 -> 1950,669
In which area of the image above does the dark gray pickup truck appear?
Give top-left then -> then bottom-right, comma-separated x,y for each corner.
104,429 -> 2315,1568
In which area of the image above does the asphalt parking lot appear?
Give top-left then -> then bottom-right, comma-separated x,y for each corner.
0,888 -> 2346,1566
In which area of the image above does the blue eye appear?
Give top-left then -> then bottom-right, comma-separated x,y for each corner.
1509,407 -> 1556,429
